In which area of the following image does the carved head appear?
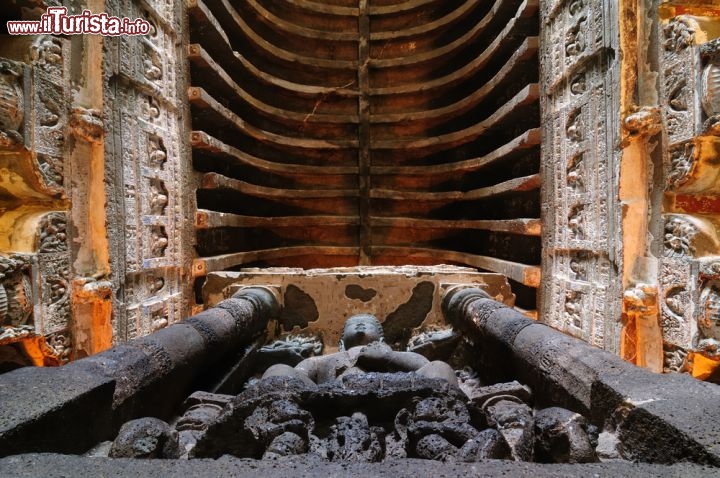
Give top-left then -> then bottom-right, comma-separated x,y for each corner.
339,313 -> 383,350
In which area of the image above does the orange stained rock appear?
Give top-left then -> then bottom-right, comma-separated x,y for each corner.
689,352 -> 720,381
71,279 -> 113,358
659,3 -> 720,19
18,336 -> 63,367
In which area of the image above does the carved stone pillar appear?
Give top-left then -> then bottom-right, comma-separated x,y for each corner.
103,0 -> 193,343
658,12 -> 720,376
539,0 -> 625,352
0,34 -> 73,364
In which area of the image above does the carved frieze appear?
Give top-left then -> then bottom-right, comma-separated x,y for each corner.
103,0 -> 191,340
540,0 -> 622,351
659,16 -> 700,145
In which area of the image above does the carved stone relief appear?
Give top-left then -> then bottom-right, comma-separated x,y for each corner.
103,0 -> 192,341
0,59 -> 24,145
663,216 -> 698,259
0,255 -> 33,330
667,141 -> 696,189
0,31 -> 75,363
540,0 -> 622,352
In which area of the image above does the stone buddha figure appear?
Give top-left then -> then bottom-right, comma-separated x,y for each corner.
262,313 -> 458,386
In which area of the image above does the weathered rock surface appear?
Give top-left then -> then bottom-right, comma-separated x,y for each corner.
109,418 -> 181,459
533,407 -> 598,463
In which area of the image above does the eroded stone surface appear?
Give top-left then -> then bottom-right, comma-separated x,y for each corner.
109,418 -> 181,459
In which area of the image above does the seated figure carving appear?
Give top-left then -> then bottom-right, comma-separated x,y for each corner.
262,313 -> 458,387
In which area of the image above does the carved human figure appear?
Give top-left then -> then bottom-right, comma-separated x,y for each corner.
263,314 -> 458,386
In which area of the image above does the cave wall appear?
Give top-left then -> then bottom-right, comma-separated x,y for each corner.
0,0 -> 194,364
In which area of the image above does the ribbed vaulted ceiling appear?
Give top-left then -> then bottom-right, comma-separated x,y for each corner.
188,0 -> 541,311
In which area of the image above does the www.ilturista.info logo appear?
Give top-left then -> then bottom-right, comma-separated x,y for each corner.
7,7 -> 151,36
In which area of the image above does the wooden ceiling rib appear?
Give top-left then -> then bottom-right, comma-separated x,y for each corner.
188,0 -> 541,310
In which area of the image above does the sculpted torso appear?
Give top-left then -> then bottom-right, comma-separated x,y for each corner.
263,314 -> 458,386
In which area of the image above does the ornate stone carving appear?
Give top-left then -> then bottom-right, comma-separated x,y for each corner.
148,134 -> 167,168
46,331 -> 72,363
568,204 -> 585,240
566,108 -> 584,142
567,153 -> 585,192
662,16 -> 697,52
663,216 -> 698,259
149,180 -> 168,215
69,107 -> 103,143
663,345 -> 688,373
148,275 -> 165,295
623,107 -> 661,137
150,226 -> 168,257
568,0 -> 585,17
700,39 -> 720,119
664,286 -> 686,319
143,46 -> 163,82
570,72 -> 586,95
563,290 -> 583,328
667,142 -> 695,189
0,255 -> 33,328
141,95 -> 160,121
31,36 -> 63,76
37,213 -> 68,253
569,252 -> 589,282
698,281 -> 720,342
565,16 -> 587,58
37,89 -> 61,127
0,59 -> 24,144
36,153 -> 63,188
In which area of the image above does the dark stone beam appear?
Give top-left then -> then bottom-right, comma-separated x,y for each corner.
442,286 -> 720,466
0,287 -> 278,457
